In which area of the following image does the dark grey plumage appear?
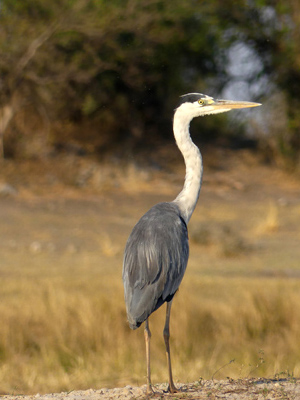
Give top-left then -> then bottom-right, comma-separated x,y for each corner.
123,202 -> 189,329
178,92 -> 207,105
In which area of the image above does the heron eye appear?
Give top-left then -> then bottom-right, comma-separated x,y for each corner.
198,99 -> 205,106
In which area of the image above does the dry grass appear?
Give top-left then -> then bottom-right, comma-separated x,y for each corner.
1,255 -> 300,395
0,155 -> 300,395
254,202 -> 279,235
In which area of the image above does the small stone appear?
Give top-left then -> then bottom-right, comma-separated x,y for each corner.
0,183 -> 17,197
29,241 -> 42,254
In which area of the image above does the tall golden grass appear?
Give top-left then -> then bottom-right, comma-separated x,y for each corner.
1,181 -> 300,395
1,253 -> 300,395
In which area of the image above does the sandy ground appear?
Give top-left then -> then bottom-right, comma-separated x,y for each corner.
1,379 -> 300,399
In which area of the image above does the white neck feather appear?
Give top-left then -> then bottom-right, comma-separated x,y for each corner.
172,111 -> 203,224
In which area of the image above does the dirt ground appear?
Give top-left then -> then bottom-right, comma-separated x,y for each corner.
1,148 -> 299,276
1,379 -> 300,399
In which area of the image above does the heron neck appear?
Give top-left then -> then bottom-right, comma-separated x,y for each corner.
172,113 -> 203,224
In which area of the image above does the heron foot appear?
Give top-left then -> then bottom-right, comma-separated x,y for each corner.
146,388 -> 163,398
146,384 -> 154,395
167,383 -> 179,393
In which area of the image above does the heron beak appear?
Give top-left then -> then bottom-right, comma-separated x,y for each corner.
212,99 -> 262,110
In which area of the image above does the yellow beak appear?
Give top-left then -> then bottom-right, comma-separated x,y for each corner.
212,99 -> 261,110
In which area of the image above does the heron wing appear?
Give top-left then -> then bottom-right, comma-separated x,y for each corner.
123,202 -> 189,329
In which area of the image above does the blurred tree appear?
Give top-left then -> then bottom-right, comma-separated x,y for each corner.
0,0 -> 232,158
1,0 -> 299,165
217,0 -> 300,166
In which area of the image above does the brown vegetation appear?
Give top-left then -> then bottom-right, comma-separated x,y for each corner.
0,150 -> 299,395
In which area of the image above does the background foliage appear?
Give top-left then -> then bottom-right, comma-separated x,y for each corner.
0,0 -> 299,166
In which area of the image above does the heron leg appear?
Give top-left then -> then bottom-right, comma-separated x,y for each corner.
163,300 -> 178,393
144,318 -> 154,394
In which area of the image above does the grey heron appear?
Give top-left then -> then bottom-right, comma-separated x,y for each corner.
122,93 -> 261,393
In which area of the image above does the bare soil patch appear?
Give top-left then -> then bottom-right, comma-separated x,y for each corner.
1,379 -> 300,399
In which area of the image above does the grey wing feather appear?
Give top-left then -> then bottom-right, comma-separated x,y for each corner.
122,202 -> 189,329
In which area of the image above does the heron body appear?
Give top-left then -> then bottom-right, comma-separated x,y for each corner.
123,202 -> 189,330
122,93 -> 261,394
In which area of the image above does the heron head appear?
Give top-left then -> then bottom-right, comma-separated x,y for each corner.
175,93 -> 261,119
